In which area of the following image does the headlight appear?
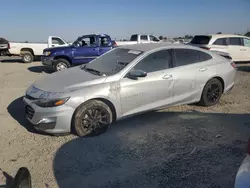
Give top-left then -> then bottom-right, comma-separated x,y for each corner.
34,97 -> 69,108
43,51 -> 51,56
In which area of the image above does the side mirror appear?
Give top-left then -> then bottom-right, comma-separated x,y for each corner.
126,69 -> 147,80
9,167 -> 32,188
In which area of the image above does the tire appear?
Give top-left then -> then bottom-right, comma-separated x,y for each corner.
21,51 -> 34,63
198,78 -> 223,107
53,58 -> 71,72
10,167 -> 32,188
0,50 -> 6,56
73,100 -> 113,137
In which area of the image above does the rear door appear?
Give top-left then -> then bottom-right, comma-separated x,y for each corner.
72,35 -> 99,64
171,48 -> 213,104
97,35 -> 112,56
227,37 -> 246,61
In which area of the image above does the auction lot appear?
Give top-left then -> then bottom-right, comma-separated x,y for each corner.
0,57 -> 250,188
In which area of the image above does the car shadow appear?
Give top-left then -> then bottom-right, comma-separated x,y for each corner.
0,58 -> 23,63
27,66 -> 53,74
53,111 -> 250,188
7,97 -> 52,136
237,66 -> 250,73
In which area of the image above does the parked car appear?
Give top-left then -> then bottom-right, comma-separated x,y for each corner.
0,37 -> 9,56
8,36 -> 69,63
235,138 -> 250,188
42,34 -> 117,72
116,34 -> 161,46
188,34 -> 250,62
24,43 -> 236,136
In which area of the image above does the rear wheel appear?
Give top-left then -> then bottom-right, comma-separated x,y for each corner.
21,51 -> 34,63
53,58 -> 71,72
198,78 -> 223,106
0,50 -> 6,56
73,100 -> 113,137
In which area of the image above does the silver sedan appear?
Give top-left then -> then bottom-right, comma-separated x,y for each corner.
23,43 -> 236,136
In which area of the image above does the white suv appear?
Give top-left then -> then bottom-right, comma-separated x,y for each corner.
189,34 -> 250,62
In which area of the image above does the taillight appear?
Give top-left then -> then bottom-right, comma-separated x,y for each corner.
8,43 -> 10,49
112,41 -> 117,47
231,62 -> 236,69
200,46 -> 210,50
248,138 -> 250,155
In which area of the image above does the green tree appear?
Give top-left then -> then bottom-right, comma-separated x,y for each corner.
245,32 -> 250,37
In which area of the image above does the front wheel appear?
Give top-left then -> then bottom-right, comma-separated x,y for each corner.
198,78 -> 223,106
73,100 -> 113,137
53,59 -> 71,72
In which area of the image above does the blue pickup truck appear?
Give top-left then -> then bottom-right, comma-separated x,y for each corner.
41,34 -> 117,72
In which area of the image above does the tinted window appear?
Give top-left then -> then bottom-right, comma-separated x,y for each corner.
150,35 -> 160,42
130,35 -> 138,41
213,38 -> 227,45
228,38 -> 243,46
133,50 -> 171,73
140,35 -> 148,41
243,38 -> 250,47
52,38 -> 65,45
190,35 -> 211,44
174,49 -> 211,67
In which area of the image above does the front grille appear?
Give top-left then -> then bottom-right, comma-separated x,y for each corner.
25,105 -> 35,119
25,94 -> 37,101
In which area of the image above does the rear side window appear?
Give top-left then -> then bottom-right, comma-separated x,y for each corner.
134,50 -> 172,73
130,35 -> 138,41
174,49 -> 212,67
213,38 -> 227,45
228,38 -> 243,46
243,38 -> 250,47
140,35 -> 148,41
190,35 -> 211,44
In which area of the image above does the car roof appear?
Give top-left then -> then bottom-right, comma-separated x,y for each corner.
118,42 -> 197,52
195,34 -> 248,38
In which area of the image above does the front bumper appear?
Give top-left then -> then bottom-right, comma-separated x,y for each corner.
41,56 -> 54,66
235,154 -> 250,188
23,96 -> 75,134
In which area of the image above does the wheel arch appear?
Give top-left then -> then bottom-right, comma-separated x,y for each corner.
70,98 -> 117,131
20,48 -> 34,56
54,55 -> 72,64
210,76 -> 225,92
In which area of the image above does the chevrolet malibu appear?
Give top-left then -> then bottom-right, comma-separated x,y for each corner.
23,43 -> 236,136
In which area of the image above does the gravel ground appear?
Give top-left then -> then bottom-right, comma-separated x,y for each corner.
0,57 -> 250,188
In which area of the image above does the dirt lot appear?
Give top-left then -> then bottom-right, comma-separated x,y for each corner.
0,57 -> 250,188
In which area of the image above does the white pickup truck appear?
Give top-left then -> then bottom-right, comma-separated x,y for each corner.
8,36 -> 69,63
115,34 -> 161,46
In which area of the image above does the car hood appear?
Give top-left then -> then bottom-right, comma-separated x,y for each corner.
26,66 -> 107,98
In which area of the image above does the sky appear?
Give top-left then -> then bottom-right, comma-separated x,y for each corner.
1,0 -> 250,42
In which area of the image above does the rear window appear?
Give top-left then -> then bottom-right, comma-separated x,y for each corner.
130,35 -> 138,41
190,35 -> 212,45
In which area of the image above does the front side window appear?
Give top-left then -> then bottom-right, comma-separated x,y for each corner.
99,36 -> 110,47
243,38 -> 250,47
228,37 -> 243,46
73,36 -> 96,47
133,50 -> 171,73
52,38 -> 65,45
213,38 -> 227,46
174,49 -> 211,67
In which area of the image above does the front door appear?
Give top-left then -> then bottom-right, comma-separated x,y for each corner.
72,35 -> 99,64
119,49 -> 174,117
227,37 -> 246,61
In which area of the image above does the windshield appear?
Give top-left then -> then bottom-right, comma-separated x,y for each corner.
190,35 -> 212,44
80,48 -> 143,76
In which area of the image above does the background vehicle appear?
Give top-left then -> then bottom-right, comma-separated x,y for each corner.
8,36 -> 69,63
116,34 -> 161,46
188,34 -> 250,62
0,37 -> 9,56
42,34 -> 117,71
235,138 -> 250,188
24,43 -> 236,137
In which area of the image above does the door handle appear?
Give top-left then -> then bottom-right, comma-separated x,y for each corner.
162,74 -> 172,79
93,48 -> 98,51
199,68 -> 207,72
51,45 -> 55,47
